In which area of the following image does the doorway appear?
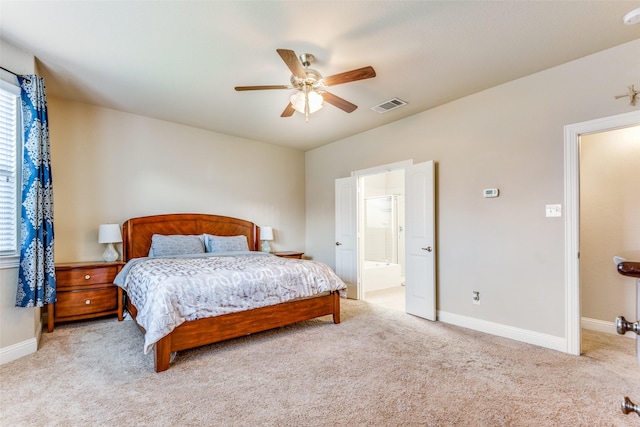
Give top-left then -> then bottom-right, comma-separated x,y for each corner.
335,160 -> 436,320
564,111 -> 640,356
580,127 -> 640,333
360,170 -> 406,311
580,126 -> 640,357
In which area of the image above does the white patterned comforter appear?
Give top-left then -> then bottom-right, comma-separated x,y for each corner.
114,252 -> 347,353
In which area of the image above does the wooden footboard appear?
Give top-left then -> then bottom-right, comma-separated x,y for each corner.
127,292 -> 341,372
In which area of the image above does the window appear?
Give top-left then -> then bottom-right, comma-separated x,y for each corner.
0,79 -> 21,263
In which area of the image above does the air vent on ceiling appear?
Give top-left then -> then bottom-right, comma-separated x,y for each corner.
370,98 -> 407,113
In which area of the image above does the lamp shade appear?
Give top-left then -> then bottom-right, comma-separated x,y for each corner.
98,224 -> 122,244
290,91 -> 323,114
261,226 -> 274,241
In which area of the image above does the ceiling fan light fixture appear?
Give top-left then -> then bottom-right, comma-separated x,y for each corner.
290,90 -> 324,114
623,7 -> 640,25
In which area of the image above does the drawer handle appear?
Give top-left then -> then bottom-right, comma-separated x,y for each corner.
85,299 -> 91,305
84,274 -> 91,280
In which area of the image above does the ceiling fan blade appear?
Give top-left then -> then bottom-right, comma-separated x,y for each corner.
322,91 -> 358,113
281,103 -> 295,117
323,66 -> 376,86
276,49 -> 307,79
235,85 -> 291,91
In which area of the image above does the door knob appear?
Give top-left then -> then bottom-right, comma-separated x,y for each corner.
621,397 -> 640,416
615,316 -> 640,335
335,242 -> 342,246
421,247 -> 432,252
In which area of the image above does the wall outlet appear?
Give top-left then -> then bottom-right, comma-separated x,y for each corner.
472,291 -> 480,305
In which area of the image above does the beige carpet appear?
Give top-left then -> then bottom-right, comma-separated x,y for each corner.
1,299 -> 639,426
365,286 -> 405,311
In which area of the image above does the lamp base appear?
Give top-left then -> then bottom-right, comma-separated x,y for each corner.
102,243 -> 119,262
261,240 -> 271,253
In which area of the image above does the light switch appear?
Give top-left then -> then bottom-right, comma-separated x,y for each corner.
545,204 -> 562,217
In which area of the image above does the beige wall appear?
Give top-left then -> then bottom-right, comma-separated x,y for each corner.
580,126 -> 640,322
305,38 -> 640,339
0,40 -> 40,359
49,99 -> 306,262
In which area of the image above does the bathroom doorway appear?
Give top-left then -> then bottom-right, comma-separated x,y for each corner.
360,169 -> 406,311
564,110 -> 640,356
335,159 -> 435,318
579,126 -> 640,352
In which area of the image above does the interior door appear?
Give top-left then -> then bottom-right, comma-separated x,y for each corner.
335,176 -> 358,299
405,161 -> 436,320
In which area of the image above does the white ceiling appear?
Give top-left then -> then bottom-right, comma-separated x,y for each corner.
1,1 -> 639,151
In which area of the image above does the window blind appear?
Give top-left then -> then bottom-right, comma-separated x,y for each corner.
0,82 -> 20,256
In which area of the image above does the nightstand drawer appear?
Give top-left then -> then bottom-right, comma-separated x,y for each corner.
274,251 -> 304,259
55,288 -> 118,318
56,266 -> 119,288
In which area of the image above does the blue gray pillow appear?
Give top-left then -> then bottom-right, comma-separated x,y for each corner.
204,234 -> 249,253
148,234 -> 205,257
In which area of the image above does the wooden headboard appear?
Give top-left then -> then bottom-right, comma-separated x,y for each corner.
122,213 -> 260,261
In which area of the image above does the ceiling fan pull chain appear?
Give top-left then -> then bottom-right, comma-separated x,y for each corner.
304,85 -> 310,122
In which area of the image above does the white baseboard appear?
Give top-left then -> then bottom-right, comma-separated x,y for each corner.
0,337 -> 38,365
581,316 -> 636,338
437,310 -> 566,353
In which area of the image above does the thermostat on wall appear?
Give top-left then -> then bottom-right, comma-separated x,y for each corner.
483,188 -> 499,198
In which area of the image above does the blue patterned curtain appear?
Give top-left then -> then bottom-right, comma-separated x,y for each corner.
15,75 -> 56,308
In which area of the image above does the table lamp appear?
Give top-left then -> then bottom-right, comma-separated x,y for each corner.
261,226 -> 273,253
98,223 -> 122,262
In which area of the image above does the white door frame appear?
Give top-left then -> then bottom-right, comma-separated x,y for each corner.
564,110 -> 640,355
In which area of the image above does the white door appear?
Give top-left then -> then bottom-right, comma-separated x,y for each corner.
335,176 -> 359,299
405,161 -> 436,320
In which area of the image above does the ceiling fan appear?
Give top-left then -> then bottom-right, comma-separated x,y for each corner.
235,49 -> 376,121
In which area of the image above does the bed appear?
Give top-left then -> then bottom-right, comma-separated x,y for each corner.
115,213 -> 346,372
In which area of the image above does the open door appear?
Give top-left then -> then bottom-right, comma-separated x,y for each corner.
335,176 -> 358,299
405,161 -> 436,320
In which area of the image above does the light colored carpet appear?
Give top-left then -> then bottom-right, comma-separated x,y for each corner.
365,285 -> 405,312
1,299 -> 639,426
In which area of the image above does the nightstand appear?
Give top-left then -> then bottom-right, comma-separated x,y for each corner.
273,251 -> 304,259
48,261 -> 124,332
